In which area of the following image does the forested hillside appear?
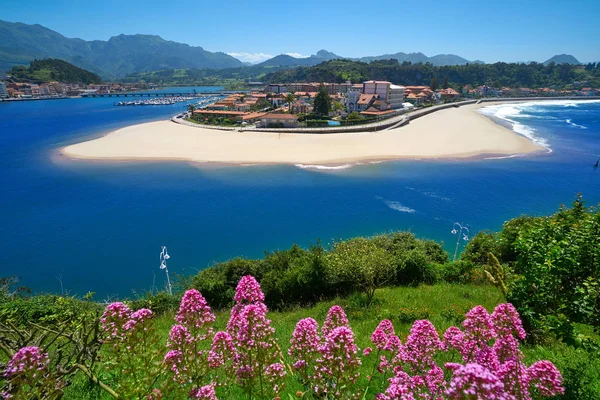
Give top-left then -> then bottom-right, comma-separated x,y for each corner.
7,59 -> 102,84
266,59 -> 600,88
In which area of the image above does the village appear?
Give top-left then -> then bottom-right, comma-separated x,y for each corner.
188,80 -> 600,129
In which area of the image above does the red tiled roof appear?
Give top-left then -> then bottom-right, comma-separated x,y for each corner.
262,113 -> 298,119
193,110 -> 247,116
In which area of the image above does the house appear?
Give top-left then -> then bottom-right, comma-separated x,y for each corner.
356,94 -> 377,111
360,107 -> 396,118
291,101 -> 313,114
241,112 -> 268,123
363,80 -> 405,109
260,113 -> 299,128
404,86 -> 434,103
437,88 -> 461,101
193,110 -> 247,122
232,103 -> 251,112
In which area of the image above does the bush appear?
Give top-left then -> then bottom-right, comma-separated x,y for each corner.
129,291 -> 180,315
438,260 -> 487,284
0,294 -> 101,328
191,231 -> 453,310
461,231 -> 500,265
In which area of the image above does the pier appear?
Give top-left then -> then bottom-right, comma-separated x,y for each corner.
81,91 -> 239,98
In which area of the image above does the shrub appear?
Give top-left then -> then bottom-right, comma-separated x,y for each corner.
129,291 -> 180,315
461,231 -> 500,265
438,260 -> 487,284
326,237 -> 395,303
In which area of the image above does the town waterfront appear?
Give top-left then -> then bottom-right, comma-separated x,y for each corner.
1,92 -> 599,297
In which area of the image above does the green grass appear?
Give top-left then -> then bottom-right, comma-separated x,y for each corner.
50,283 -> 600,398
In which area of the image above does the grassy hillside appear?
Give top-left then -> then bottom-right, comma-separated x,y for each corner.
7,58 -> 102,84
48,283 -> 597,399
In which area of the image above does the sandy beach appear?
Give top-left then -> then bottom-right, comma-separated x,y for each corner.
62,103 -> 545,165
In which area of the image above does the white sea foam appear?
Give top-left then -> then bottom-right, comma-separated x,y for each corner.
479,103 -> 551,151
484,154 -> 523,160
565,119 -> 587,129
295,163 -> 355,170
376,196 -> 416,213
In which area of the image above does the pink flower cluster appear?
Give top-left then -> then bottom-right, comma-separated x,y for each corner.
100,302 -> 153,342
4,346 -> 49,378
176,289 -> 216,335
165,290 -> 216,387
224,277 -> 286,396
100,302 -> 132,340
289,306 -> 362,397
189,383 -> 217,399
372,303 -> 564,399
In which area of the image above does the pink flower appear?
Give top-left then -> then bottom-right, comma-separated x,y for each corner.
190,383 -> 217,399
227,276 -> 265,335
528,360 -> 564,396
163,350 -> 184,379
176,289 -> 215,333
100,302 -> 132,340
497,359 -> 531,400
288,318 -> 320,378
384,370 -> 415,399
208,331 -> 236,369
363,347 -> 373,356
443,326 -> 464,350
5,347 -> 49,378
445,363 -> 506,399
399,320 -> 444,372
265,363 -> 287,395
314,326 -> 361,397
371,319 -> 395,350
123,308 -> 153,331
321,305 -> 349,336
234,275 -> 265,304
463,305 -> 496,342
491,303 -> 527,340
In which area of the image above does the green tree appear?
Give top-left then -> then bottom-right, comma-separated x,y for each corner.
430,76 -> 439,90
285,92 -> 296,114
443,76 -> 449,89
326,237 -> 395,303
346,111 -> 363,121
313,83 -> 331,115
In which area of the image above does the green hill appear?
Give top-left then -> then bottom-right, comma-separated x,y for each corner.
7,58 -> 102,84
0,19 -> 243,79
543,54 -> 581,65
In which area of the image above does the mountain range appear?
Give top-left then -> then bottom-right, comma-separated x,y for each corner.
0,19 -> 586,80
0,20 -> 243,79
254,50 -> 484,67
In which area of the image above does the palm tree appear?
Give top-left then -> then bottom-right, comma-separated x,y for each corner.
285,92 -> 296,114
187,103 -> 196,116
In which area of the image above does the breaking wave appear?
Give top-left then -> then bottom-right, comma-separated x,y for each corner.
565,118 -> 587,129
294,163 -> 355,170
479,103 -> 551,151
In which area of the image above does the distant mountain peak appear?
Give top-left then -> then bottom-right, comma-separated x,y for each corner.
543,54 -> 581,65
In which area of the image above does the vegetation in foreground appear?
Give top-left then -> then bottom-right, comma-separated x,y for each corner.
1,197 -> 600,398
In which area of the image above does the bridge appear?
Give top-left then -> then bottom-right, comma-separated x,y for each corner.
81,91 -> 240,98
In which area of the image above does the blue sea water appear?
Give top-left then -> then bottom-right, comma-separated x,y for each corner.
1,93 -> 599,298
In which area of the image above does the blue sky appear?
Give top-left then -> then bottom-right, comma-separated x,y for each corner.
2,0 -> 599,63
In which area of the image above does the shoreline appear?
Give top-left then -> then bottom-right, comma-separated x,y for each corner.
61,101 -> 561,166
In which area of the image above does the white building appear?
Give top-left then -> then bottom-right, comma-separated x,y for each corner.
362,80 -> 406,109
0,81 -> 7,98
